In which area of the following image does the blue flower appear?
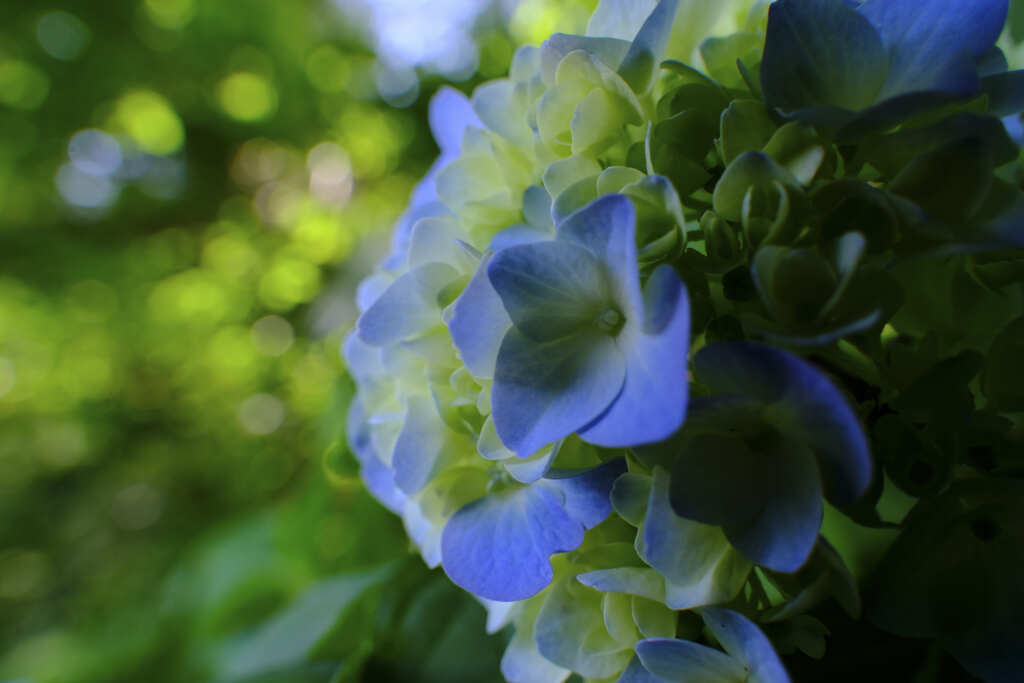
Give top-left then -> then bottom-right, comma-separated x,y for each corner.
450,194 -> 691,460
663,342 -> 872,572
761,0 -> 1014,136
621,608 -> 791,682
440,458 -> 626,601
382,86 -> 481,268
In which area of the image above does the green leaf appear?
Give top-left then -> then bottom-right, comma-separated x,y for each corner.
752,246 -> 835,326
762,122 -> 826,186
374,572 -> 507,683
700,33 -> 763,90
888,136 -> 995,224
700,210 -> 741,269
857,113 -> 1017,180
982,316 -> 1024,411
872,414 -> 950,499
812,180 -> 899,251
660,59 -> 724,90
213,565 -> 395,682
656,82 -> 730,121
713,151 -> 800,223
867,478 -> 1024,649
719,99 -> 776,166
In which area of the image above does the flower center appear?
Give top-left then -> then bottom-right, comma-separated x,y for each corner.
594,306 -> 625,335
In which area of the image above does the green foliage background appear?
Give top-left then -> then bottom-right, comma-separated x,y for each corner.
4,1 -> 1021,682
0,0 -> 595,680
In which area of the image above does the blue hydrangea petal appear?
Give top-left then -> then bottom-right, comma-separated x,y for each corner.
534,578 -> 634,678
691,341 -> 788,403
982,193 -> 1024,248
346,399 -> 406,513
587,0 -> 659,40
488,224 -> 554,251
983,70 -> 1024,117
384,87 -> 479,267
488,239 -> 611,341
617,656 -> 672,683
448,255 -> 512,379
576,567 -> 666,603
635,638 -> 748,681
859,0 -> 1007,98
384,199 -> 449,270
878,53 -> 979,102
977,46 -> 1009,77
523,185 -> 554,232
491,328 -> 626,458
618,0 -> 678,94
558,194 -> 644,316
540,34 -> 632,85
579,266 -> 689,447
640,468 -> 750,610
722,444 -> 823,573
837,90 -> 970,139
406,216 -> 476,271
354,273 -> 392,313
471,80 -> 533,148
502,622 -> 572,683
692,342 -> 871,507
669,434 -> 769,531
761,0 -> 889,113
544,457 -> 627,528
440,485 -> 585,601
392,396 -> 459,495
341,332 -> 380,386
356,262 -> 459,346
504,447 -> 558,483
698,607 -> 793,683
677,396 -> 765,435
429,85 -> 483,156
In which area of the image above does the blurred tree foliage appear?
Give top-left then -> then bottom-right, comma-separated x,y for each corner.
0,0 -> 594,680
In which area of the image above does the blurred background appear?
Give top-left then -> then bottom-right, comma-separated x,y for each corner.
4,1 -> 1024,682
0,1 -> 596,681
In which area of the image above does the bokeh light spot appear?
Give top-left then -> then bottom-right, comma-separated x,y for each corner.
305,45 -> 352,93
237,393 -> 285,435
34,420 -> 89,470
307,142 -> 353,206
56,163 -> 119,208
113,90 -> 184,155
0,357 -> 15,398
374,61 -> 419,108
0,60 -> 50,111
148,269 -> 228,325
36,11 -> 91,61
511,1 -> 563,45
66,280 -> 118,322
217,72 -> 278,123
68,129 -> 122,177
111,483 -> 164,531
202,230 -> 261,279
292,212 -> 349,263
250,315 -> 294,356
258,258 -> 321,310
143,0 -> 196,30
0,550 -> 52,601
232,138 -> 294,188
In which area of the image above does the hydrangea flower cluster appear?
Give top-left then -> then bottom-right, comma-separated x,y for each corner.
345,1 -> 1024,681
